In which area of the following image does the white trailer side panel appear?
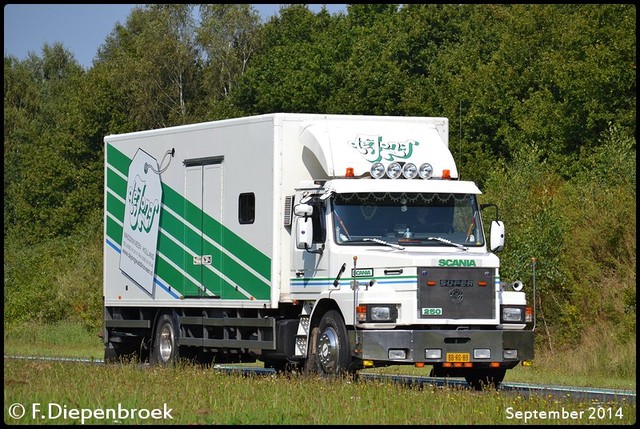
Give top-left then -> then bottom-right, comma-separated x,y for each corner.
105,115 -> 294,309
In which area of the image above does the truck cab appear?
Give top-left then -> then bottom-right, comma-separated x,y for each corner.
288,119 -> 533,389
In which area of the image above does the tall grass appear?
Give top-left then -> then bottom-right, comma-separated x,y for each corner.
3,321 -> 636,391
4,358 -> 636,425
3,321 -> 103,360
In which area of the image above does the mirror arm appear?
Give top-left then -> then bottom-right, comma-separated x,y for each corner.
305,243 -> 325,255
480,203 -> 499,221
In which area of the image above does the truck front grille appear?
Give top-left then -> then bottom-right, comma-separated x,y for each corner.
418,267 -> 495,320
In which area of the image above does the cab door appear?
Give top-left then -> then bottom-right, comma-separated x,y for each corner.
290,197 -> 330,295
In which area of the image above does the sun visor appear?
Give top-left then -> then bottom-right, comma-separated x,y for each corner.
299,117 -> 457,178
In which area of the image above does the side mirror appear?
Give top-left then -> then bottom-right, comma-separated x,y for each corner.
490,220 -> 505,252
296,217 -> 313,249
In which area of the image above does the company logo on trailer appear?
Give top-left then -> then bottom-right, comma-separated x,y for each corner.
127,176 -> 160,233
350,135 -> 419,163
119,149 -> 162,294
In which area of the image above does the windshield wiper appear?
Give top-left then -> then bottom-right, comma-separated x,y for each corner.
362,237 -> 405,251
426,236 -> 468,251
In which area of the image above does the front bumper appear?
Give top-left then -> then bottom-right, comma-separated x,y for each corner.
350,329 -> 534,363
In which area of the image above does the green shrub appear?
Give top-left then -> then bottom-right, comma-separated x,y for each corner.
4,222 -> 103,332
481,127 -> 636,351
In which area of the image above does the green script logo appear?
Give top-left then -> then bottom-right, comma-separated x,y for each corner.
438,259 -> 477,267
350,135 -> 419,163
127,176 -> 160,234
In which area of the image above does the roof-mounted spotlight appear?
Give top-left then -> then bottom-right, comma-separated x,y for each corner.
386,162 -> 402,179
418,163 -> 434,179
402,162 -> 418,179
370,162 -> 386,179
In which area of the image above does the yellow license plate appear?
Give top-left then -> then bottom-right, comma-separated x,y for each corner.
446,353 -> 470,362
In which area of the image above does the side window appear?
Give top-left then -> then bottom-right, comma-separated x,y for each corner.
310,200 -> 326,243
238,193 -> 255,224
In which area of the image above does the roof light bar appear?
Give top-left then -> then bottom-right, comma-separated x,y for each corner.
418,163 -> 433,179
386,162 -> 402,179
370,162 -> 386,179
402,163 -> 418,179
370,161 -> 437,180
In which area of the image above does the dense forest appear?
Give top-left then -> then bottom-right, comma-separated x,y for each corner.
4,4 -> 636,374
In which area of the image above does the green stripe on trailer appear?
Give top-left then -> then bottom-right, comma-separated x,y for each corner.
106,216 -> 123,247
106,192 -> 124,223
106,143 -> 132,173
166,185 -> 271,280
106,167 -> 127,198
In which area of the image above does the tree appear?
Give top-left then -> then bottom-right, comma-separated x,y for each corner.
4,55 -> 39,233
94,4 -> 201,129
232,4 -> 350,114
196,4 -> 261,103
4,44 -> 91,242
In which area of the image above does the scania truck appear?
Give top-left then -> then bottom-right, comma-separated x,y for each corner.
103,113 -> 534,389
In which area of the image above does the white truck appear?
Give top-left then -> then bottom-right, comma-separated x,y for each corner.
103,113 -> 534,389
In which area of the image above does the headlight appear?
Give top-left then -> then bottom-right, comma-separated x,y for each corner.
425,349 -> 442,359
503,349 -> 518,360
357,304 -> 398,323
370,306 -> 391,321
474,349 -> 491,359
501,306 -> 524,323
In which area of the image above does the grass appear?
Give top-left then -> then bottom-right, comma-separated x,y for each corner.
4,321 -> 635,391
4,321 -> 636,425
4,321 -> 104,361
4,323 -> 636,390
4,359 -> 636,425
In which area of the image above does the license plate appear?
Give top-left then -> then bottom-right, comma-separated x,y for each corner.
446,353 -> 470,362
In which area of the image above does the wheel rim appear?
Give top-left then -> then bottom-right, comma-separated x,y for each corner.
317,326 -> 340,373
158,323 -> 174,363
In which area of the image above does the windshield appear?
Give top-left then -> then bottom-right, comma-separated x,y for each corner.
332,192 -> 484,247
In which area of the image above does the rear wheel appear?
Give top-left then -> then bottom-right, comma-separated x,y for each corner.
150,313 -> 179,366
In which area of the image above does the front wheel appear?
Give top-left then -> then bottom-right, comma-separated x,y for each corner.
305,310 -> 353,376
150,313 -> 179,366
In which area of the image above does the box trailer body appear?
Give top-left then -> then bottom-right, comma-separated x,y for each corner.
104,113 -> 534,388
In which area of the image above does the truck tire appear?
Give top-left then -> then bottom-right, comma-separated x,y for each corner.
150,313 -> 179,366
303,326 -> 320,376
308,310 -> 352,376
465,368 -> 506,390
